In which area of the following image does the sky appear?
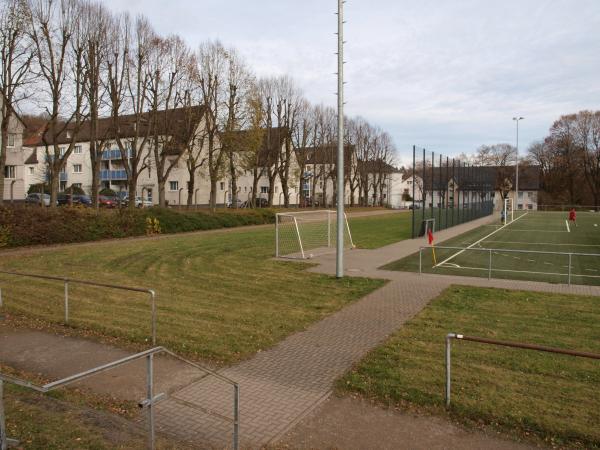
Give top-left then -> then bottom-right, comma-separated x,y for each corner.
102,0 -> 600,166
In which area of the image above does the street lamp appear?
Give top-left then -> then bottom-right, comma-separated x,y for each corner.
512,117 -> 524,209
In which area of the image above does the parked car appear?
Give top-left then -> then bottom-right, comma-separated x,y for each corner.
131,196 -> 153,208
408,203 -> 421,209
25,193 -> 52,207
98,195 -> 119,208
57,194 -> 92,207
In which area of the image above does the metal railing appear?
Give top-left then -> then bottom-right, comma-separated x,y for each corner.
0,270 -> 156,345
0,347 -> 240,450
418,246 -> 600,285
444,333 -> 600,407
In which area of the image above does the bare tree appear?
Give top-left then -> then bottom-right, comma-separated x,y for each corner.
81,0 -> 111,207
106,15 -> 153,208
29,0 -> 88,206
0,0 -> 34,204
197,40 -> 227,211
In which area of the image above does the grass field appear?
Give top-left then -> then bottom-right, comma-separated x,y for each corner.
386,210 -> 600,285
0,213 -> 409,364
338,286 -> 600,448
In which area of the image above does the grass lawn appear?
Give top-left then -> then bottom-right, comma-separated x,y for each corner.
386,210 -> 600,286
338,286 -> 600,448
0,214 -> 407,364
348,212 -> 412,249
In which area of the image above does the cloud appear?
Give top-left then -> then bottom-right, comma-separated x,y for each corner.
102,0 -> 600,160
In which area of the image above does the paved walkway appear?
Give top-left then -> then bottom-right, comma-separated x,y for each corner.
153,213 -> 600,448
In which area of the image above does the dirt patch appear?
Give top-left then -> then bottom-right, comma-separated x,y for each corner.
276,395 -> 539,450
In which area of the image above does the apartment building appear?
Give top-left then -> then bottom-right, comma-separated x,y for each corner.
0,95 -> 27,201
20,108 -> 301,207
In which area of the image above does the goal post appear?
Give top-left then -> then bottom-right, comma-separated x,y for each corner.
418,218 -> 436,237
503,197 -> 514,225
275,210 -> 355,259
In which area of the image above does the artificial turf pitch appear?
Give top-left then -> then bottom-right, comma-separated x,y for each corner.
386,210 -> 600,285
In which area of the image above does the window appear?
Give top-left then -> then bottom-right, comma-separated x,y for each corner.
274,186 -> 278,193
244,186 -> 247,192
73,183 -> 82,189
73,164 -> 82,173
527,204 -> 533,210
260,186 -> 269,194
169,181 -> 179,191
220,182 -> 225,191
60,147 -> 66,156
4,166 -> 15,178
74,145 -> 82,154
29,167 -> 34,175
7,134 -> 15,147
407,180 -> 412,185
518,191 -> 524,199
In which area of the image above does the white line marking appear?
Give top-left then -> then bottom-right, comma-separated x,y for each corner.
483,240 -> 600,248
565,220 -> 570,233
434,212 -> 530,267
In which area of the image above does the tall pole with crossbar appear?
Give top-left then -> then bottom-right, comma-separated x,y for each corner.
336,0 -> 345,278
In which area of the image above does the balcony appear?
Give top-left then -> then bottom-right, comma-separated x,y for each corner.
102,149 -> 132,160
100,170 -> 128,181
45,172 -> 68,182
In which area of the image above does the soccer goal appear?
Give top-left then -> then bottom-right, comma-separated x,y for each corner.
275,210 -> 355,259
503,197 -> 514,225
418,218 -> 436,237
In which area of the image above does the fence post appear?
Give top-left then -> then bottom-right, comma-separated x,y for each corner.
233,384 -> 240,450
275,214 -> 279,257
488,249 -> 492,280
327,211 -> 332,248
146,354 -> 155,450
64,280 -> 69,324
445,334 -> 452,407
149,290 -> 156,346
419,248 -> 422,275
0,379 -> 6,450
568,253 -> 572,286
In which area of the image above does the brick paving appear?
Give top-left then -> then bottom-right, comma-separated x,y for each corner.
154,213 -> 600,448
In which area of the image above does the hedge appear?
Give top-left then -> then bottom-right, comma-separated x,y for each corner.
0,206 -> 276,249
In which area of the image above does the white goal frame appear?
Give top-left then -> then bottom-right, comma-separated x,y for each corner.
275,210 -> 355,259
503,197 -> 514,225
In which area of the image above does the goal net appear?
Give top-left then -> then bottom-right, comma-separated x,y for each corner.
276,210 -> 355,259
503,197 -> 514,224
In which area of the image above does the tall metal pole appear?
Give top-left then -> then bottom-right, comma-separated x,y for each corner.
513,117 -> 524,209
336,0 -> 345,278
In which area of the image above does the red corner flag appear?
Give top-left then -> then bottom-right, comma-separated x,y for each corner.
427,228 -> 434,245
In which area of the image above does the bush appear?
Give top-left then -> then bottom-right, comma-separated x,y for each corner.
99,188 -> 117,197
63,185 -> 86,195
28,183 -> 50,195
0,206 -> 275,248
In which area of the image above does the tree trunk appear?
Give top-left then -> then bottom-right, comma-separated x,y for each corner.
209,179 -> 217,211
252,171 -> 259,207
49,169 -> 59,208
0,127 -> 7,205
158,180 -> 166,208
187,174 -> 195,207
128,177 -> 138,210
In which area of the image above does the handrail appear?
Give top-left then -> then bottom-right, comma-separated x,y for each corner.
0,347 -> 239,450
0,269 -> 156,345
444,333 -> 600,407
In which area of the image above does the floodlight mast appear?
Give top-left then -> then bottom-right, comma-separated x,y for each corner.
336,0 -> 345,278
512,117 -> 524,209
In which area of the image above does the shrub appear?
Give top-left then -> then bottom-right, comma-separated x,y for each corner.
28,183 -> 51,195
99,188 -> 117,197
0,206 -> 275,248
